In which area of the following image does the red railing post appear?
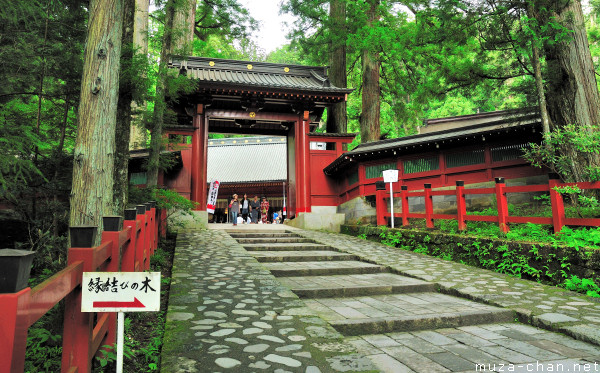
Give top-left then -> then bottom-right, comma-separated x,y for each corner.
495,177 -> 510,233
456,181 -> 467,231
144,204 -> 152,270
135,205 -> 147,272
375,181 -> 387,226
401,185 -> 409,226
99,216 -> 124,353
424,183 -> 434,228
122,209 -> 138,272
0,288 -> 31,373
548,173 -> 566,234
61,226 -> 97,373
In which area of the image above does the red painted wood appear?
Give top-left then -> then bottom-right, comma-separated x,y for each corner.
424,185 -> 434,228
456,182 -> 467,231
401,187 -> 409,226
0,208 -> 159,373
495,180 -> 509,233
432,214 -> 458,220
549,177 -> 566,233
0,288 -> 30,373
61,248 -> 94,373
564,218 -> 600,226
295,113 -> 311,214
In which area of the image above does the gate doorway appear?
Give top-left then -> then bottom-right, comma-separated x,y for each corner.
165,57 -> 352,227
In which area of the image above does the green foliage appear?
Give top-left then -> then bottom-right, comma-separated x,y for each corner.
564,275 -> 600,298
24,327 -> 62,373
358,223 -> 600,299
524,124 -> 600,183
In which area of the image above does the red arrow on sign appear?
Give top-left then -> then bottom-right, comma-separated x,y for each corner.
93,297 -> 145,308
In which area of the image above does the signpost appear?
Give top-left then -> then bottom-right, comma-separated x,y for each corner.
207,180 -> 220,214
382,169 -> 399,228
82,272 -> 160,373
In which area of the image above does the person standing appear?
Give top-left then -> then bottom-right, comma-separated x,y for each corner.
250,195 -> 260,223
241,194 -> 250,224
260,196 -> 270,224
229,194 -> 240,226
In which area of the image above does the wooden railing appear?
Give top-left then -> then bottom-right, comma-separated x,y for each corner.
1,203 -> 167,373
376,174 -> 600,233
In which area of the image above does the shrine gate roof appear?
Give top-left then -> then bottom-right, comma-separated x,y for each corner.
170,57 -> 353,96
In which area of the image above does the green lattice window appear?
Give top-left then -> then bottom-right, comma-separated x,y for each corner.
403,157 -> 439,174
347,170 -> 359,186
445,149 -> 485,168
365,162 -> 396,179
491,143 -> 529,162
130,172 -> 147,185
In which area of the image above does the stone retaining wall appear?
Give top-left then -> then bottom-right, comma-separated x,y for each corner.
341,225 -> 600,289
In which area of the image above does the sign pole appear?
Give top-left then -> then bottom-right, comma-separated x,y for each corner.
117,311 -> 125,373
382,169 -> 399,229
390,182 -> 394,229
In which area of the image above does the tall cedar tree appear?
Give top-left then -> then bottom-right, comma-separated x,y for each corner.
147,0 -> 195,187
114,0 -> 136,215
69,0 -> 123,244
360,0 -> 381,143
326,0 -> 348,134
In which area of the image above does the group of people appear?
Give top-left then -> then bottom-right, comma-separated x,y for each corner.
229,194 -> 282,226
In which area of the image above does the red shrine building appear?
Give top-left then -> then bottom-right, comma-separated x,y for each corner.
152,57 -> 545,230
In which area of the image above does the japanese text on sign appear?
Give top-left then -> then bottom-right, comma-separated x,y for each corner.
82,272 -> 161,312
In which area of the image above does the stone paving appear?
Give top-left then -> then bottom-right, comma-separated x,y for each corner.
162,226 -> 600,372
160,229 -> 377,373
294,229 -> 600,345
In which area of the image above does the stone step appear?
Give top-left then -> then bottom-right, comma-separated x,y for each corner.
228,232 -> 297,238
249,250 -> 358,263
302,293 -> 514,336
235,237 -> 315,244
278,273 -> 438,298
243,243 -> 333,251
264,261 -> 387,277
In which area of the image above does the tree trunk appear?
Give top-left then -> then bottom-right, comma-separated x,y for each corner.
326,0 -> 347,135
69,0 -> 123,244
526,1 -> 551,138
543,0 -> 600,180
360,0 -> 381,143
114,0 -> 135,215
147,0 -> 176,187
545,0 -> 600,127
171,0 -> 196,56
129,0 -> 149,150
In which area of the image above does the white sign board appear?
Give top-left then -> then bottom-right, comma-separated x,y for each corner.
207,180 -> 220,214
82,272 -> 161,312
382,169 -> 399,183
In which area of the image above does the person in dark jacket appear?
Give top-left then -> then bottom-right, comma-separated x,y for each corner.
250,195 -> 260,224
241,194 -> 250,223
229,194 -> 240,226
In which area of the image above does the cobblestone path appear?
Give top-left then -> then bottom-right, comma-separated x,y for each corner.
162,228 -> 600,372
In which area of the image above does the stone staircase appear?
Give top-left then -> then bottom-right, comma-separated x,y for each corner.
229,230 -> 512,336
226,230 -> 600,372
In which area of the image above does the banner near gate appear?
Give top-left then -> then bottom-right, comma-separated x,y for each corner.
207,180 -> 220,214
81,272 -> 161,312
